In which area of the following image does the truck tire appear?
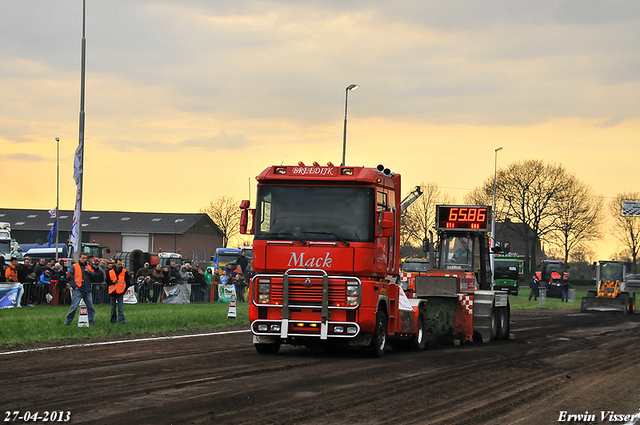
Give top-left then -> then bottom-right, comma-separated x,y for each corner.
369,310 -> 388,358
410,310 -> 427,351
255,342 -> 280,354
490,307 -> 499,341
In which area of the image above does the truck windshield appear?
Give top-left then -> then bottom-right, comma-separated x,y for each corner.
0,240 -> 10,254
543,263 -> 563,277
216,253 -> 239,265
440,235 -> 476,270
601,262 -> 624,282
83,246 -> 101,258
494,261 -> 519,280
403,260 -> 429,272
255,186 -> 374,243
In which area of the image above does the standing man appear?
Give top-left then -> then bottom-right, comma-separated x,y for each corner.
17,257 -> 33,283
5,257 -> 19,283
65,253 -> 96,325
235,251 -> 248,275
529,274 -> 539,301
561,274 -> 570,302
107,260 -> 130,324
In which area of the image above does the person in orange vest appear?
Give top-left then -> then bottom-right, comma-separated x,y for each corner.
64,253 -> 97,325
5,257 -> 19,283
107,259 -> 131,324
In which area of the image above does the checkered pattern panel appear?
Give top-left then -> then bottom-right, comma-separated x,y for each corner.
623,200 -> 640,216
458,294 -> 473,315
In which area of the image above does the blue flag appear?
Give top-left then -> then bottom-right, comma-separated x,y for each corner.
47,221 -> 57,246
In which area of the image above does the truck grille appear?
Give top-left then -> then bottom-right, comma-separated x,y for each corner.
270,277 -> 346,305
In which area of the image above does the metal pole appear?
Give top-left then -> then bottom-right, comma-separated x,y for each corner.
341,84 -> 358,166
491,147 -> 502,278
74,0 -> 87,261
55,137 -> 60,261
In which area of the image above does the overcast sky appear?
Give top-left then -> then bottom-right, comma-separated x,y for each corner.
1,1 -> 639,256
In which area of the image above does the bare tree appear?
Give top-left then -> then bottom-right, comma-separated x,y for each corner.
401,182 -> 454,248
467,159 -> 573,274
200,196 -> 240,248
547,176 -> 603,263
569,245 -> 597,264
610,193 -> 640,273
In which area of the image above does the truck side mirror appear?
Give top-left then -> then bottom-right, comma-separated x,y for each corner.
239,200 -> 254,235
422,238 -> 430,253
377,211 -> 394,237
240,209 -> 249,235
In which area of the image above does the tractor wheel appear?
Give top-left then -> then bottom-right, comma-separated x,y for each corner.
368,310 -> 388,358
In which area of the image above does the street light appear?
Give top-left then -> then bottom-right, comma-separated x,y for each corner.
492,147 -> 503,249
55,137 -> 60,261
341,84 -> 359,166
174,218 -> 184,252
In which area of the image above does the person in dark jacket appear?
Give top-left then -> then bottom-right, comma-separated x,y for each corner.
529,274 -> 539,301
64,253 -> 97,325
17,257 -> 33,283
0,257 -> 6,283
235,252 -> 248,275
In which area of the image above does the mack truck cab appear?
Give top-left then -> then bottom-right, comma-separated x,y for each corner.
240,163 -> 425,357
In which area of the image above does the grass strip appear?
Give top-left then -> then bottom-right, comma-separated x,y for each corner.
0,302 -> 248,348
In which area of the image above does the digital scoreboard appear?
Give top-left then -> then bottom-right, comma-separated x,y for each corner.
436,205 -> 491,231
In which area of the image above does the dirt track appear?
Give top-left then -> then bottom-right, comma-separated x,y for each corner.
2,308 -> 640,425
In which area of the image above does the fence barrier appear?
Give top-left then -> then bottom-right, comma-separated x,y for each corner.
11,282 -> 238,306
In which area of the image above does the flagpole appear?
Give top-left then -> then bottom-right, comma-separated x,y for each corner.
73,0 -> 86,262
56,137 -> 60,261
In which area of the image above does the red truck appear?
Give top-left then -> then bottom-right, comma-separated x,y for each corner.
239,163 -> 510,356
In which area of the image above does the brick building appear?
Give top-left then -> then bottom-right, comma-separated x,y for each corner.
0,208 -> 223,264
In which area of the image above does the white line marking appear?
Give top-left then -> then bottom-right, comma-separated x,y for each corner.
0,329 -> 251,356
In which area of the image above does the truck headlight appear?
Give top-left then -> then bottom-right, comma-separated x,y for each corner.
259,294 -> 270,304
347,285 -> 360,296
347,296 -> 358,306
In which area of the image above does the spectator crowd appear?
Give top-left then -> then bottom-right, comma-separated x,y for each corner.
0,253 -> 254,306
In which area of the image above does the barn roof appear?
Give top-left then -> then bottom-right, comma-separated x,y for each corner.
0,209 -> 220,235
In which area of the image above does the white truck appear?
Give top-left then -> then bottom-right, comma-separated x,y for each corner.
0,222 -> 13,260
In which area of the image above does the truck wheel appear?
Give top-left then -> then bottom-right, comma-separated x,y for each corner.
630,298 -> 636,314
410,310 -> 427,351
369,311 -> 388,357
255,343 -> 280,354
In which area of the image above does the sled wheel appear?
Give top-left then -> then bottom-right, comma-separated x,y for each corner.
490,307 -> 499,341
